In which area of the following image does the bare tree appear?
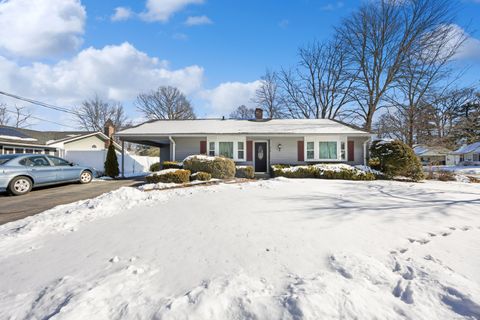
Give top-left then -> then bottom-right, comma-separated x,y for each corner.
279,39 -> 355,119
338,0 -> 458,130
252,69 -> 286,119
0,104 -> 10,126
230,105 -> 255,119
74,95 -> 129,131
0,104 -> 32,128
385,23 -> 466,146
427,87 -> 475,146
136,86 -> 196,120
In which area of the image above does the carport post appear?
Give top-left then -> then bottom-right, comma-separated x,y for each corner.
121,139 -> 125,178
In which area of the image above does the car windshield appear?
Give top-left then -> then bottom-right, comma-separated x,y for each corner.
0,154 -> 18,165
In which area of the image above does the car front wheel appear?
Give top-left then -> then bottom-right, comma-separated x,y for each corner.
8,176 -> 33,196
80,171 -> 93,184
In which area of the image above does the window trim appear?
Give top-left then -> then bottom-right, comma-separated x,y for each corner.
304,136 -> 347,162
207,136 -> 247,161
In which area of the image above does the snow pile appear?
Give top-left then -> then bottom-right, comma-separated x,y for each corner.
148,168 -> 181,176
139,179 -> 218,191
1,179 -> 480,319
183,154 -> 217,162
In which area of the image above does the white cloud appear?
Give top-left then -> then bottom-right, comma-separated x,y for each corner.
185,15 -> 212,26
111,7 -> 133,22
0,0 -> 86,58
452,26 -> 480,60
141,0 -> 204,22
320,1 -> 344,11
0,43 -> 204,108
199,81 -> 261,116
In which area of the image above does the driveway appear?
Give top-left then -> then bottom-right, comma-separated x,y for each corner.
0,178 -> 144,225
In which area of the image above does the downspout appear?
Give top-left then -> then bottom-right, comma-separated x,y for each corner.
121,139 -> 125,178
363,137 -> 371,166
169,136 -> 176,161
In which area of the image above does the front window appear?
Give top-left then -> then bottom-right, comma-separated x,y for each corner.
219,142 -> 234,158
208,142 -> 215,156
319,142 -> 337,159
306,142 -> 314,160
237,141 -> 245,160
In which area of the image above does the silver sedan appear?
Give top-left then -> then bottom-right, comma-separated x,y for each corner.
0,154 -> 96,196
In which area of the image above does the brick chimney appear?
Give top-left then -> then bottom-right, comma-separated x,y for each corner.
255,108 -> 263,120
104,119 -> 115,148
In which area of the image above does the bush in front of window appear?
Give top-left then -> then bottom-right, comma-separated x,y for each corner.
162,161 -> 183,169
150,162 -> 161,172
271,165 -> 319,178
271,164 -> 376,180
183,155 -> 236,179
146,169 -> 191,184
235,166 -> 254,179
190,171 -> 212,181
370,140 -> 424,181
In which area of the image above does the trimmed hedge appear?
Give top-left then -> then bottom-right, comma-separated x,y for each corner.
183,155 -> 236,179
235,166 -> 255,179
146,169 -> 191,184
150,162 -> 161,172
190,171 -> 212,181
271,164 -> 376,181
370,140 -> 424,181
162,161 -> 183,169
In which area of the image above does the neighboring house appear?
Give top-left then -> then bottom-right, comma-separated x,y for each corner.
453,142 -> 480,165
413,145 -> 456,166
115,109 -> 372,174
0,125 -> 120,156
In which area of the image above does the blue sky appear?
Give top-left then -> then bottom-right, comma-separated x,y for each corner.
0,0 -> 480,129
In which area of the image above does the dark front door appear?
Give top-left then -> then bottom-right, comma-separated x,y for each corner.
254,142 -> 267,172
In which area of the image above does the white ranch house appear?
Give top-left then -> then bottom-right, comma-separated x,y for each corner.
116,111 -> 372,174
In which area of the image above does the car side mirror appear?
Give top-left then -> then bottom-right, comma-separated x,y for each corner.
69,162 -> 75,166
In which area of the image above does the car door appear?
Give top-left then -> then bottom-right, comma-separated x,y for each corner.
22,155 -> 58,185
47,156 -> 81,181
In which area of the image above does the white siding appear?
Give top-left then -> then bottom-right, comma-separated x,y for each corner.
174,137 -> 203,161
64,135 -> 106,150
347,137 -> 369,165
270,137 -> 303,165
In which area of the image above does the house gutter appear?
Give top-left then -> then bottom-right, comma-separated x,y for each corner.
169,136 -> 176,161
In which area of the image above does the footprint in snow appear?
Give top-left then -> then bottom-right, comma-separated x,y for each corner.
449,227 -> 456,231
402,266 -> 415,280
441,232 -> 451,237
392,280 -> 414,304
461,226 -> 471,231
428,232 -> 437,237
399,248 -> 408,254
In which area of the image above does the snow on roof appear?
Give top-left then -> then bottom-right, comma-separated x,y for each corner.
0,135 -> 38,142
116,119 -> 370,136
413,145 -> 452,156
454,142 -> 480,154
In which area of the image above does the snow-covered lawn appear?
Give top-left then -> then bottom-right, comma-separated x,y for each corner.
1,178 -> 479,319
426,165 -> 480,175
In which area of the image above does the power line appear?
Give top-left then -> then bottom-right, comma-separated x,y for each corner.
2,108 -> 78,129
0,90 -> 77,115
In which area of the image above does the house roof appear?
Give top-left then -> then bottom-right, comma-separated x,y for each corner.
0,125 -> 93,146
413,145 -> 453,156
116,119 -> 371,137
453,142 -> 480,154
0,125 -> 120,149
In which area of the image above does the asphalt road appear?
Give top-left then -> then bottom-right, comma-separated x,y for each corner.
0,178 -> 144,225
